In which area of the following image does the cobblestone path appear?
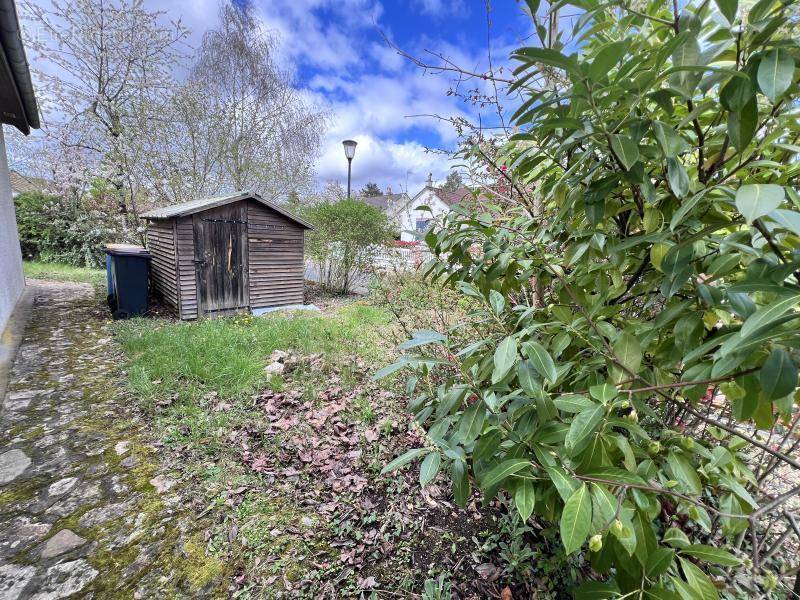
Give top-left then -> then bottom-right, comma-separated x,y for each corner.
0,282 -> 224,599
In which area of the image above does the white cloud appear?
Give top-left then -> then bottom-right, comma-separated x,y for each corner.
413,0 -> 467,18
315,134 -> 456,195
25,0 -> 496,196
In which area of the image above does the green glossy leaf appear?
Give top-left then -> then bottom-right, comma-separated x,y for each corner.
513,47 -> 579,75
610,134 -> 639,170
679,557 -> 719,600
740,292 -> 800,338
489,289 -> 505,315
589,40 -> 629,81
666,452 -> 701,494
452,460 -> 470,506
554,393 -> 595,413
666,158 -> 689,198
681,544 -> 740,566
663,527 -> 691,549
720,73 -> 754,111
728,96 -> 757,152
399,329 -> 447,350
560,483 -> 592,555
613,332 -> 642,375
573,581 -> 620,599
735,184 -> 785,224
585,467 -> 646,485
760,348 -> 798,400
419,452 -> 441,487
457,400 -> 486,445
646,547 -> 676,578
518,359 -> 542,396
653,121 -> 688,157
493,336 -> 519,383
590,482 -> 618,529
523,340 -> 558,384
769,209 -> 800,236
757,48 -> 795,103
566,405 -> 605,453
481,458 -> 530,490
515,478 -> 535,522
381,448 -> 428,474
715,0 -> 737,23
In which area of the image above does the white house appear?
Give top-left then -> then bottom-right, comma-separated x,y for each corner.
360,187 -> 412,235
398,174 -> 470,242
0,0 -> 40,334
361,175 -> 471,242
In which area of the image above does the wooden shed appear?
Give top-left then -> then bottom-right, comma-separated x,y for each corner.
140,191 -> 312,320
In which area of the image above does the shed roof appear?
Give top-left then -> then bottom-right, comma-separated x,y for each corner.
140,191 -> 313,229
0,0 -> 39,135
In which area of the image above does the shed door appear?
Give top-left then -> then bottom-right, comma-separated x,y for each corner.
193,204 -> 249,316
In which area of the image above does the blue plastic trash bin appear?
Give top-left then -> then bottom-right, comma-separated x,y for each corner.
104,244 -> 151,319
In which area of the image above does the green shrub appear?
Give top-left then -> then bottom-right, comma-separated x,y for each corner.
380,2 -> 800,597
15,192 -> 113,268
302,198 -> 395,294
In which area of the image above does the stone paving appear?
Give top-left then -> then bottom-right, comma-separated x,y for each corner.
0,282 -> 224,599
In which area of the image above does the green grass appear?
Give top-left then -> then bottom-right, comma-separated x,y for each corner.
113,303 -> 392,407
24,260 -> 106,287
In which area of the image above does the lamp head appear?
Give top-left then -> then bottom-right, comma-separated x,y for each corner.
342,139 -> 357,160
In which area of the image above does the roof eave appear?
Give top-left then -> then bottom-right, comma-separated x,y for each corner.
0,0 -> 40,134
140,191 -> 314,230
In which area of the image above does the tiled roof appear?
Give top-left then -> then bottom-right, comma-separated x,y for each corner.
433,186 -> 472,206
360,193 -> 409,212
9,170 -> 54,195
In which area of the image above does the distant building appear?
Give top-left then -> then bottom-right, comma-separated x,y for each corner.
360,176 -> 471,242
360,186 -> 412,238
9,170 -> 54,198
402,173 -> 471,242
0,0 -> 40,334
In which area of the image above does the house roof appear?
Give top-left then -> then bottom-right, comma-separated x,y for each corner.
433,186 -> 472,207
411,184 -> 473,208
140,191 -> 313,229
9,170 -> 54,195
0,0 -> 39,135
360,193 -> 409,212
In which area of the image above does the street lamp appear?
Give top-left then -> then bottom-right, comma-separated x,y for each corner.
342,139 -> 357,198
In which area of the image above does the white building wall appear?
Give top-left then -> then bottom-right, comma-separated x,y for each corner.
0,126 -> 25,334
398,188 -> 451,242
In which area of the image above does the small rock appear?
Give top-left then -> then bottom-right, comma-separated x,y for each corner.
264,362 -> 284,375
0,449 -> 31,484
300,516 -> 315,528
149,475 -> 176,494
120,455 -> 138,468
0,564 -> 36,598
269,350 -> 289,362
33,559 -> 98,597
45,483 -> 102,518
114,441 -> 131,456
78,502 -> 129,528
48,477 -> 78,497
0,517 -> 51,556
41,529 -> 86,558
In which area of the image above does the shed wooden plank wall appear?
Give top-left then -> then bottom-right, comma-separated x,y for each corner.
146,220 -> 179,313
247,200 -> 305,308
176,217 -> 198,320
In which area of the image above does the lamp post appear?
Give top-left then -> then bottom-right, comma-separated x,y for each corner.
342,139 -> 357,198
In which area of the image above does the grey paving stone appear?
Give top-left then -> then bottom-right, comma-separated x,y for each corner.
40,530 -> 86,559
0,449 -> 31,484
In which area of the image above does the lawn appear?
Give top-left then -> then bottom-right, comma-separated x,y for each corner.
112,299 -> 572,597
24,260 -> 106,287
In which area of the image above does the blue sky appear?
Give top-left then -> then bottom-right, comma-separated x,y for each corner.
159,0 -> 535,194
